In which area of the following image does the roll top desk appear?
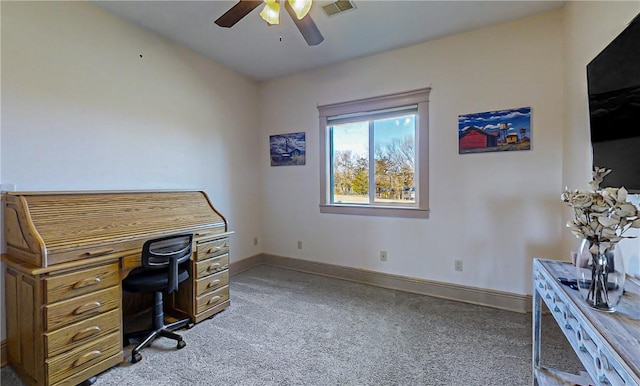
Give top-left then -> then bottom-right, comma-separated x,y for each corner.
2,191 -> 232,386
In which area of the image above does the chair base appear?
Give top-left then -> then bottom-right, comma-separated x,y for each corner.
78,376 -> 97,386
127,317 -> 191,363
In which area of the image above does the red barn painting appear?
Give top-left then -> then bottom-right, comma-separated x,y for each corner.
459,128 -> 498,149
458,107 -> 532,154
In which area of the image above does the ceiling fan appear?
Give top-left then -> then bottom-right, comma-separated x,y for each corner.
215,0 -> 324,46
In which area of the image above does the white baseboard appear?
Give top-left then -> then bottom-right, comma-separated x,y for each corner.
230,253 -> 532,313
229,254 -> 264,276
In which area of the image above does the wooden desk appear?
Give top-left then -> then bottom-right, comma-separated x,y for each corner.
532,259 -> 640,385
2,191 -> 232,386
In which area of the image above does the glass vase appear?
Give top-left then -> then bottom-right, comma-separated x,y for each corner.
575,239 -> 626,312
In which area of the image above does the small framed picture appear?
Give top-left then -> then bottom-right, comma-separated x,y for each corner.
270,132 -> 306,166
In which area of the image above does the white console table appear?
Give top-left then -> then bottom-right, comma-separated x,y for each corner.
532,259 -> 640,386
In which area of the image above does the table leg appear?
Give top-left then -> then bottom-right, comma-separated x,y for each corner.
532,283 -> 542,385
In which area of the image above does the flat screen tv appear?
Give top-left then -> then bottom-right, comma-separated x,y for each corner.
587,13 -> 640,193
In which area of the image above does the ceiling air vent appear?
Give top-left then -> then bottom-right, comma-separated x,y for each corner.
322,0 -> 356,17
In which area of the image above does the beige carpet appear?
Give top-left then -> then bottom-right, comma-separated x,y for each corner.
1,265 -> 582,385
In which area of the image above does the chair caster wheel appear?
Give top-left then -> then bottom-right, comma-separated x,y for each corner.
177,340 -> 186,349
186,322 -> 195,329
79,376 -> 97,385
131,352 -> 142,363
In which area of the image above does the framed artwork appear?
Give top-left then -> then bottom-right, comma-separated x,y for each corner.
270,132 -> 306,166
458,106 -> 531,154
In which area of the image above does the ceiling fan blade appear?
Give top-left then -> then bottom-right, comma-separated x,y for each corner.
215,1 -> 262,28
284,1 -> 324,46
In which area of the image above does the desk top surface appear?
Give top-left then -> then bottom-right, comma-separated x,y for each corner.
3,190 -> 227,268
535,259 -> 640,379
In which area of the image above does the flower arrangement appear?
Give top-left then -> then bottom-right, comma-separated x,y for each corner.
561,166 -> 640,254
562,167 -> 640,311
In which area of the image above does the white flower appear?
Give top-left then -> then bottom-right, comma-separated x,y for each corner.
617,187 -> 628,203
617,203 -> 637,217
562,167 -> 640,248
598,216 -> 618,228
588,167 -> 612,190
571,193 -> 593,208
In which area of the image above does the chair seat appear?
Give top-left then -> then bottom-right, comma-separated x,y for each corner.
124,268 -> 189,293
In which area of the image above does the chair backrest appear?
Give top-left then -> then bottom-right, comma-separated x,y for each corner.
141,233 -> 193,293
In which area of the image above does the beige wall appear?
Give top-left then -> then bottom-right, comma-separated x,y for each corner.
259,2 -> 640,298
0,1 -> 262,340
562,1 -> 640,276
259,10 -> 566,296
2,0 -> 639,343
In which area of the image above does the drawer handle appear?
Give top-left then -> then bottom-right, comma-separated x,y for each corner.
207,263 -> 222,271
207,296 -> 222,305
207,279 -> 222,288
72,326 -> 101,342
73,277 -> 102,289
73,301 -> 102,315
206,246 -> 223,254
73,350 -> 102,367
83,249 -> 114,258
196,232 -> 214,237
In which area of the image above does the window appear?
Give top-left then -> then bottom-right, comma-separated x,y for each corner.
318,88 -> 431,218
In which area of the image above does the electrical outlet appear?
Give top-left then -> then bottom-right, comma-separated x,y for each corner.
297,240 -> 302,249
380,251 -> 388,261
454,260 -> 463,272
253,237 -> 258,246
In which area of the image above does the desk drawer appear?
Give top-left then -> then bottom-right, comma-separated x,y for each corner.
46,286 -> 120,331
46,332 -> 121,385
196,286 -> 229,314
195,254 -> 229,278
195,270 -> 228,297
45,262 -> 120,304
45,309 -> 120,358
196,238 -> 229,261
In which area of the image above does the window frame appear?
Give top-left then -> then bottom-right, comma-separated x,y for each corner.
318,88 -> 431,218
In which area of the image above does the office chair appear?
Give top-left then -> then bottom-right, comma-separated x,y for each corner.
123,233 -> 194,363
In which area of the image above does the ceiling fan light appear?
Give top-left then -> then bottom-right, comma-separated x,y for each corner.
260,0 -> 280,25
288,0 -> 312,19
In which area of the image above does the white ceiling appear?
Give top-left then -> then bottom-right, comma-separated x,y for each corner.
95,0 -> 565,82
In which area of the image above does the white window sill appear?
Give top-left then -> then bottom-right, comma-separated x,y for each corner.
319,204 -> 430,218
